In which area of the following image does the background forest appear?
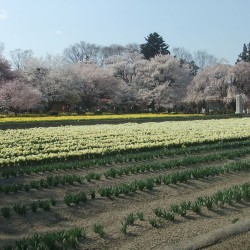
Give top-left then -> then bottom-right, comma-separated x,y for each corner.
0,33 -> 249,114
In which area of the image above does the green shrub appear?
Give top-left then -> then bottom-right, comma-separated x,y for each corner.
149,218 -> 158,227
203,196 -> 214,210
153,207 -> 163,217
24,184 -> 30,192
13,203 -> 27,215
47,110 -> 59,116
90,190 -> 96,199
121,220 -> 128,235
137,212 -> 144,221
1,207 -> 11,218
30,202 -> 39,213
76,110 -> 86,115
124,213 -> 137,225
50,197 -> 56,206
78,192 -> 87,203
191,201 -> 201,214
162,211 -> 175,221
40,201 -> 51,211
92,224 -> 105,237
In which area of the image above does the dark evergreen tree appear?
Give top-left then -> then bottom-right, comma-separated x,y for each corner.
140,32 -> 170,60
237,43 -> 250,63
188,60 -> 199,75
178,56 -> 199,76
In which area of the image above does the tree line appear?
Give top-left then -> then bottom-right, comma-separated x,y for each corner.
0,32 -> 249,114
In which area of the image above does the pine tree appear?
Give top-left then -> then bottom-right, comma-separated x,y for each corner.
188,60 -> 199,75
237,43 -> 250,63
140,32 -> 170,60
247,43 -> 250,62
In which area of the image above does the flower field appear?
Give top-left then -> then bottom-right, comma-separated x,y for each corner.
1,118 -> 250,167
0,118 -> 250,249
0,113 -> 203,124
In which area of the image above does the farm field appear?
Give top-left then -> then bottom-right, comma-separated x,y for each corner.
0,114 -> 243,131
0,113 -> 204,124
0,118 -> 250,249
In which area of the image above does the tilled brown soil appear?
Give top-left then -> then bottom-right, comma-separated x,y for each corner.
0,152 -> 250,249
205,230 -> 250,250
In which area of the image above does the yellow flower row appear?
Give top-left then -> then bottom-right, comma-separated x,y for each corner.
0,113 -> 203,123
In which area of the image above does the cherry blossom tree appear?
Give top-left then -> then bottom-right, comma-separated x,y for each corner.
19,56 -> 69,108
98,44 -> 128,66
134,54 -> 194,109
232,61 -> 250,96
20,53 -> 121,110
230,62 -> 250,110
70,62 -> 122,108
106,51 -> 142,85
0,80 -> 42,111
186,64 -> 236,105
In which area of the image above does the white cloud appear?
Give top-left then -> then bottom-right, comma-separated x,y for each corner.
55,30 -> 63,36
0,9 -> 7,20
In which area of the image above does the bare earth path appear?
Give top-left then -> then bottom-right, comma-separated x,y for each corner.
0,153 -> 250,249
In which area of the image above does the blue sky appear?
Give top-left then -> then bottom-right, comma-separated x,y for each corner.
0,0 -> 249,64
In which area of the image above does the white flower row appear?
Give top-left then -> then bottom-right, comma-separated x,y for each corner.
0,118 -> 250,166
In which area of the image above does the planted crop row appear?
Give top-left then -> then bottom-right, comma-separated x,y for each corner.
0,198 -> 56,218
114,182 -> 250,234
2,137 -> 250,178
1,143 -> 250,195
0,113 -> 203,124
1,227 -> 86,250
121,212 -> 145,235
3,161 -> 248,217
0,152 -> 250,197
3,182 -> 249,249
64,190 -> 98,206
3,146 -> 249,196
153,182 -> 250,221
97,161 -> 250,198
64,161 -> 250,204
103,146 -> 250,178
0,173 -> 101,194
1,118 -> 250,167
64,191 -> 89,206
